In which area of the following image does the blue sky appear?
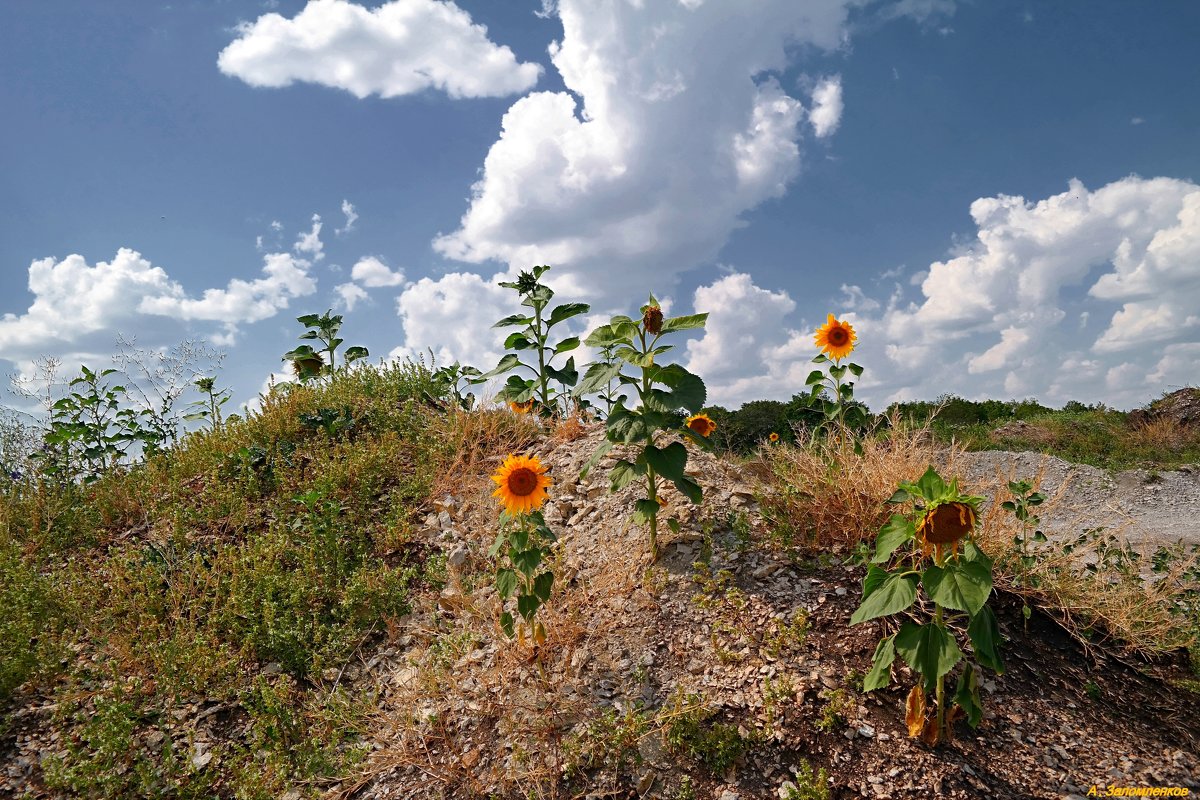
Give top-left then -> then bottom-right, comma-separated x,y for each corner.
2,0 -> 1198,415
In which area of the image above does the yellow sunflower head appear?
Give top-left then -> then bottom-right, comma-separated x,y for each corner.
916,500 -> 977,546
491,453 -> 552,515
509,398 -> 535,415
769,432 -> 780,443
643,305 -> 664,335
813,313 -> 857,360
685,413 -> 717,438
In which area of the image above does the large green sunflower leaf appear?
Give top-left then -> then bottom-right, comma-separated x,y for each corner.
633,498 -> 661,524
495,568 -> 518,599
576,361 -> 623,395
863,635 -> 897,692
915,465 -> 947,501
894,621 -> 962,681
922,560 -> 992,616
610,459 -> 642,492
953,664 -> 983,728
967,605 -> 1005,674
850,572 -> 917,625
532,571 -> 554,602
660,313 -> 708,333
872,514 -> 916,564
644,442 -> 688,483
672,474 -> 703,504
606,404 -> 652,443
548,302 -> 590,326
861,564 -> 889,598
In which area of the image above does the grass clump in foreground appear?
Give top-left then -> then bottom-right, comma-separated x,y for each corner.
0,359 -> 537,798
758,416 -> 1200,673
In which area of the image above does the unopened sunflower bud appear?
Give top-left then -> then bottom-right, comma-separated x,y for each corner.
643,306 -> 664,335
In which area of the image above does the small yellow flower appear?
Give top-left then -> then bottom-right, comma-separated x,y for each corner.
813,313 -> 857,360
917,501 -> 977,546
509,399 -> 534,414
685,413 -> 717,438
491,454 -> 552,515
769,432 -> 780,443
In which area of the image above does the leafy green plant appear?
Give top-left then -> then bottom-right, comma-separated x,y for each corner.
1002,478 -> 1046,623
299,406 -> 356,439
852,466 -> 1002,746
783,761 -> 831,800
40,365 -> 159,481
1004,479 -> 1047,572
802,314 -> 868,444
577,296 -> 709,558
282,310 -> 369,381
578,338 -> 623,418
489,454 -> 556,644
428,360 -> 484,411
482,265 -> 589,417
814,687 -> 854,732
183,376 -> 231,432
661,691 -> 747,775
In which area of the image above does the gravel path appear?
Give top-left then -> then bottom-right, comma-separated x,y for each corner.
952,450 -> 1200,550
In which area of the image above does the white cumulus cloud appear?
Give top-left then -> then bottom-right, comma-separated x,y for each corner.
336,199 -> 358,236
808,75 -> 843,138
431,0 -> 860,303
872,175 -> 1200,407
139,251 -> 318,342
0,249 -> 178,353
218,0 -> 542,100
293,214 -> 324,261
350,255 -> 405,287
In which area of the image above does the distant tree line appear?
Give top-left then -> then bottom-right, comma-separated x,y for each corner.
702,393 -> 1114,455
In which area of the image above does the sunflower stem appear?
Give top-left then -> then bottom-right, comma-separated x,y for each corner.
934,600 -> 946,742
535,302 -> 550,413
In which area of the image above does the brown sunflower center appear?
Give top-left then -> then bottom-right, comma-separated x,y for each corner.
919,502 -> 975,545
506,467 -> 539,497
828,327 -> 849,346
689,417 -> 714,435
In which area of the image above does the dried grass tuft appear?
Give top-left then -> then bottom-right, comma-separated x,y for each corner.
757,417 -> 956,553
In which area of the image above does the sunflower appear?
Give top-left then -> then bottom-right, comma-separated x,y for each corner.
491,454 -> 552,515
291,353 -> 325,378
643,305 -> 664,335
917,501 -> 977,546
685,413 -> 717,438
769,432 -> 780,443
509,398 -> 535,414
813,313 -> 857,360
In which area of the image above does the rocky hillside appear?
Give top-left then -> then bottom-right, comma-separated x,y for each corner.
340,427 -> 1200,799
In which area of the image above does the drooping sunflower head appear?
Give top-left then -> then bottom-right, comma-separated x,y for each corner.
642,305 -> 664,335
685,413 -> 717,438
769,432 -> 780,443
917,500 -> 977,546
491,454 -> 552,515
813,313 -> 857,360
509,398 -> 535,415
291,353 -> 325,378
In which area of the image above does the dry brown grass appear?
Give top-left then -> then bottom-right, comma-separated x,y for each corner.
549,411 -> 589,444
429,407 -> 541,502
1126,415 -> 1190,451
761,424 -> 1199,657
756,419 -> 957,553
